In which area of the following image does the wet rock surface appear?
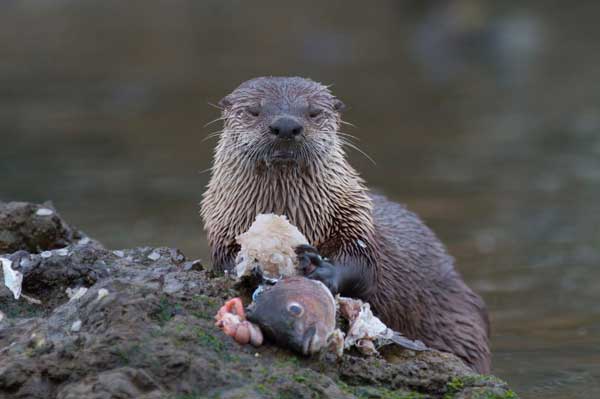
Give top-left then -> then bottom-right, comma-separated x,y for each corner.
0,202 -> 518,399
0,202 -> 86,255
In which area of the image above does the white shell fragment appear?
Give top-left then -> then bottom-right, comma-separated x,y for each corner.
71,320 -> 82,332
35,208 -> 54,216
235,214 -> 308,279
1,257 -> 23,300
147,251 -> 161,261
56,248 -> 69,256
0,310 -> 5,322
66,287 -> 88,301
113,250 -> 125,258
78,237 -> 91,245
21,294 -> 42,305
40,251 -> 52,259
97,288 -> 109,300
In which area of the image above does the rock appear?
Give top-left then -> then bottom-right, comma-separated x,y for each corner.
182,259 -> 204,272
0,202 -> 94,255
0,202 -> 518,398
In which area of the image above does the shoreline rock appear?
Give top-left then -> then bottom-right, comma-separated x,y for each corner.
0,201 -> 517,399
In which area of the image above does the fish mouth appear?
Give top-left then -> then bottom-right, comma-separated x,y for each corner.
301,326 -> 317,355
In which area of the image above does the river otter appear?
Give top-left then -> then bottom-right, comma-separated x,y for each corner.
201,76 -> 490,373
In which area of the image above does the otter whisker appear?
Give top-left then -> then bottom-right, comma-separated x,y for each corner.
202,130 -> 225,142
315,130 -> 361,142
340,119 -> 357,128
338,137 -> 376,165
335,132 -> 362,142
203,116 -> 226,128
207,101 -> 223,111
203,128 -> 249,142
299,141 -> 312,166
199,166 -> 214,175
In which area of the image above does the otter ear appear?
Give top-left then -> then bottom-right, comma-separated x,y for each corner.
218,95 -> 232,109
333,98 -> 346,112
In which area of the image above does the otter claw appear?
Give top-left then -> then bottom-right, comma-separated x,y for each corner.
296,245 -> 326,275
295,244 -> 321,256
294,247 -> 339,294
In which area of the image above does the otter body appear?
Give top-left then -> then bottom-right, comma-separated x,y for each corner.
201,77 -> 490,373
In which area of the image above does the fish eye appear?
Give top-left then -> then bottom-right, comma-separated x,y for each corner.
308,107 -> 323,118
246,105 -> 261,117
287,302 -> 304,317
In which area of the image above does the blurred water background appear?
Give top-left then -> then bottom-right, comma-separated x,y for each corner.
1,1 -> 599,397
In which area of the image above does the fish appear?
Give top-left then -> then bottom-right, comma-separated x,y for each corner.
215,276 -> 427,356
245,276 -> 336,355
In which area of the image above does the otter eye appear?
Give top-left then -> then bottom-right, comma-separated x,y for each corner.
246,105 -> 261,117
308,107 -> 323,118
287,302 -> 304,317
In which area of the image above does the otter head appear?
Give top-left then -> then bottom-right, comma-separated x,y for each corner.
203,77 -> 374,271
217,77 -> 346,167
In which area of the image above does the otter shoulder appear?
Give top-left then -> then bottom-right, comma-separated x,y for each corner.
369,192 -> 454,276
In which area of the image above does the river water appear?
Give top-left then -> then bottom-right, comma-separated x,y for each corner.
1,1 -> 599,398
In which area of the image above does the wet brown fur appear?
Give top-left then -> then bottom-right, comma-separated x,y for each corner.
201,77 -> 491,373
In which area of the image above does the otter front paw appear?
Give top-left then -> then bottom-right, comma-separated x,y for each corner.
295,245 -> 340,294
295,244 -> 323,274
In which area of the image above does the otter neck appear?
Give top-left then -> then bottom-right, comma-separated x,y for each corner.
204,142 -> 375,257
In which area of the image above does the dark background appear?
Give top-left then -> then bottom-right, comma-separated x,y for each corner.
1,1 -> 599,398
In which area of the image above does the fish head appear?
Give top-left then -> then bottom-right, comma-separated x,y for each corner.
246,277 -> 336,355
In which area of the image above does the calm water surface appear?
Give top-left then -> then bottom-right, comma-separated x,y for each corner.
1,2 -> 599,398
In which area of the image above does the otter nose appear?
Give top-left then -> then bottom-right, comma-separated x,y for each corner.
269,118 -> 303,139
